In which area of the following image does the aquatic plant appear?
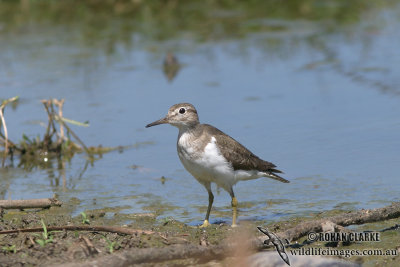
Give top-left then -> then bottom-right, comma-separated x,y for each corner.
0,97 -> 124,168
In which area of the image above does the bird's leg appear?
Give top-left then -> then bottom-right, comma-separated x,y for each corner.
230,189 -> 238,227
231,197 -> 238,227
200,189 -> 213,228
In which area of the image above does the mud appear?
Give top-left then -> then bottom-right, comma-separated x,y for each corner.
0,200 -> 398,266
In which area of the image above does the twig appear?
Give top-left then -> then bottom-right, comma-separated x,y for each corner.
276,201 -> 400,242
52,99 -> 65,143
80,235 -> 101,255
0,96 -> 18,166
54,115 -> 91,156
0,197 -> 62,209
0,225 -> 154,236
41,100 -> 58,147
0,108 -> 8,167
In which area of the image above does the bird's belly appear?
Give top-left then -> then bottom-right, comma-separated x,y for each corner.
179,151 -> 266,185
178,150 -> 234,188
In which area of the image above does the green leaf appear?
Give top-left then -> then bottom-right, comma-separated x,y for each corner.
36,240 -> 45,247
22,134 -> 32,144
40,219 -> 48,240
60,117 -> 89,127
2,244 -> 16,253
80,212 -> 90,224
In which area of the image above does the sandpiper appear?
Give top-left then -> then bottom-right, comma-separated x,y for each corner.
146,103 -> 289,227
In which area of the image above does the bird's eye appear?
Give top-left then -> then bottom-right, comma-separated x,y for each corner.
179,108 -> 186,114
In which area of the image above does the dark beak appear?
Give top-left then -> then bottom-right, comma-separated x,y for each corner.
146,116 -> 169,128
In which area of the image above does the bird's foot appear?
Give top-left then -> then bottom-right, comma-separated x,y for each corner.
231,223 -> 238,228
199,220 -> 211,228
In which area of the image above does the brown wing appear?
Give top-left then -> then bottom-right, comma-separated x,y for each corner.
202,124 -> 283,174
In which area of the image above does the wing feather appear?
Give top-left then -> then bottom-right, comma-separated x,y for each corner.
202,124 -> 282,174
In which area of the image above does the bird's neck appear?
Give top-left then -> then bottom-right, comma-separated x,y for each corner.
177,122 -> 199,137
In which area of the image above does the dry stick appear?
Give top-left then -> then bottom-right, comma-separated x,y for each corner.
40,99 -> 51,136
41,100 -> 52,138
0,107 -> 8,167
53,99 -> 65,143
41,100 -> 58,145
48,100 -> 57,130
48,99 -> 62,141
55,115 -> 91,155
56,202 -> 400,267
0,131 -> 18,153
0,198 -> 62,209
0,225 -> 154,236
80,235 -> 101,255
0,96 -> 19,166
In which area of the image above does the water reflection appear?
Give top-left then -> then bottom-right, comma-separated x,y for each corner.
9,155 -> 92,193
306,34 -> 400,96
163,52 -> 181,82
0,1 -> 393,53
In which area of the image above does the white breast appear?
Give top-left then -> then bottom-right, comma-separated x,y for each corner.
178,135 -> 234,189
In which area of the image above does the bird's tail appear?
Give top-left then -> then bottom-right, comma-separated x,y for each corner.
266,172 -> 290,183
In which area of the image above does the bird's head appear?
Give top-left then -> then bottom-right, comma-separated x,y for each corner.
146,103 -> 199,130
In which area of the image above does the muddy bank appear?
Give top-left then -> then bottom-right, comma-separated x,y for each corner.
0,200 -> 399,266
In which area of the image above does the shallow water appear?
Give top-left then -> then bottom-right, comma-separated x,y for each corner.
0,1 -> 399,225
